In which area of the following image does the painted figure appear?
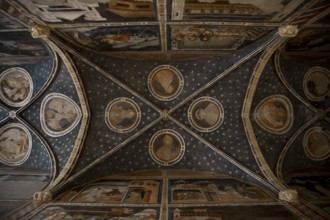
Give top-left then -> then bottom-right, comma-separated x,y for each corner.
259,101 -> 287,128
45,98 -> 78,132
0,128 -> 29,162
153,70 -> 176,95
1,71 -> 30,102
155,135 -> 179,161
195,102 -> 219,126
110,103 -> 136,129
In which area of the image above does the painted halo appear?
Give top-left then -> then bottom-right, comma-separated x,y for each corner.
40,93 -> 82,137
188,96 -> 224,132
303,66 -> 330,101
254,95 -> 293,134
0,67 -> 33,107
148,65 -> 184,101
304,127 -> 330,161
105,97 -> 141,133
0,123 -> 32,166
149,130 -> 185,166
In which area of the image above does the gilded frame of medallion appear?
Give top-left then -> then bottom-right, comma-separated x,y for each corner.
0,67 -> 33,107
149,129 -> 185,166
0,123 -> 32,166
187,96 -> 224,133
303,127 -> 330,161
148,65 -> 184,101
40,93 -> 82,137
105,97 -> 141,133
254,95 -> 294,135
303,66 -> 330,102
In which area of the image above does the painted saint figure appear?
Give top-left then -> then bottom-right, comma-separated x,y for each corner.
195,102 -> 219,126
153,70 -> 176,95
110,103 -> 136,129
1,70 -> 30,103
155,134 -> 179,161
45,98 -> 78,132
259,101 -> 287,129
0,127 -> 29,162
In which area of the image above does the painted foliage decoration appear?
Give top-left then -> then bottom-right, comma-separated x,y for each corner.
40,93 -> 82,137
0,123 -> 32,166
254,95 -> 293,134
0,67 -> 33,107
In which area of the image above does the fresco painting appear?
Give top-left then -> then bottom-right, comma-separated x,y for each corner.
170,206 -> 299,220
18,0 -> 157,23
0,31 -> 50,65
30,206 -> 158,220
61,180 -> 160,204
62,26 -> 160,51
285,176 -> 330,201
170,179 -> 273,203
171,0 -> 302,22
170,26 -> 272,50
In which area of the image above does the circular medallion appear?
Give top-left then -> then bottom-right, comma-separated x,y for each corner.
0,123 -> 32,166
0,67 -> 33,107
105,98 -> 141,133
254,95 -> 293,134
149,130 -> 185,166
148,65 -> 184,101
40,93 -> 82,137
188,96 -> 224,132
303,66 -> 330,101
304,127 -> 330,161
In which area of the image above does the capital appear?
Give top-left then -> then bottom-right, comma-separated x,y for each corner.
278,25 -> 299,38
33,191 -> 52,203
30,25 -> 50,39
279,189 -> 299,203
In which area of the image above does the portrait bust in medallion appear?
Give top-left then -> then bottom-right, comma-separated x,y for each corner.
149,130 -> 185,166
188,97 -> 224,132
0,67 -> 33,107
148,65 -> 183,101
0,124 -> 31,166
105,98 -> 141,133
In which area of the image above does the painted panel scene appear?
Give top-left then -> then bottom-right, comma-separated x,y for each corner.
18,0 -> 157,23
0,31 -> 50,65
30,206 -> 158,220
170,26 -> 271,50
61,26 -> 160,51
171,0 -> 301,22
285,28 -> 330,55
285,176 -> 330,201
59,180 -> 160,203
170,179 -> 273,203
170,206 -> 299,220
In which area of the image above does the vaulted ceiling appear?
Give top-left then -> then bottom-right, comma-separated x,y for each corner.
0,0 -> 329,219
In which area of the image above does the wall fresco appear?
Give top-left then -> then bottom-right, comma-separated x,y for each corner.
18,0 -> 156,23
61,26 -> 160,51
171,0 -> 303,22
0,31 -> 50,65
169,179 -> 273,203
60,180 -> 160,204
170,206 -> 299,220
170,26 -> 272,50
30,206 -> 158,220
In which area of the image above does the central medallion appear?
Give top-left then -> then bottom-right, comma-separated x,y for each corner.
148,65 -> 184,101
149,129 -> 185,166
